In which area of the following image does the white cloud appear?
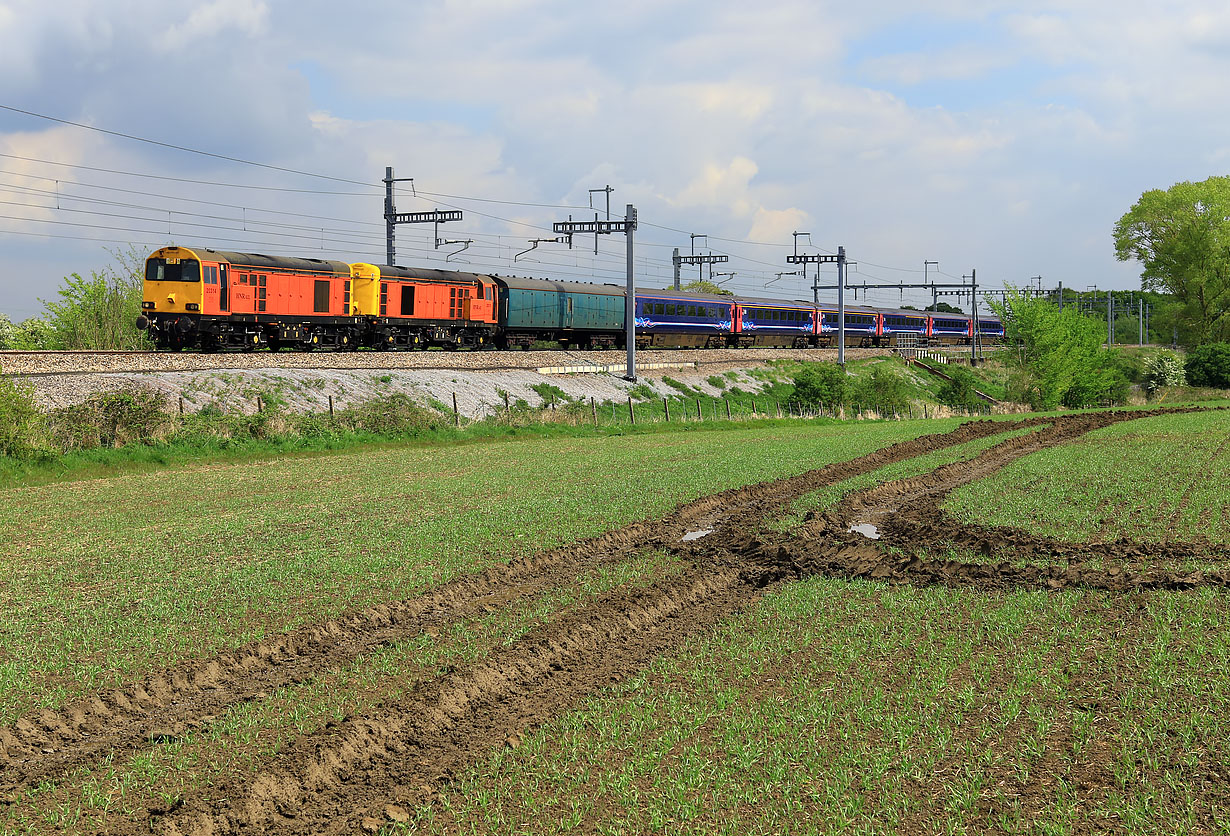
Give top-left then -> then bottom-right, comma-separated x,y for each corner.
158,0 -> 268,51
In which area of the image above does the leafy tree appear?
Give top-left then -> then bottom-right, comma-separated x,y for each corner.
989,288 -> 1128,409
789,362 -> 847,409
1184,342 -> 1230,388
925,302 -> 964,314
40,247 -> 151,350
681,279 -> 734,297
1113,176 -> 1230,345
1141,351 -> 1186,397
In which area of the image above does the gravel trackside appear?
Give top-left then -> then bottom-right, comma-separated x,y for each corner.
5,347 -> 891,417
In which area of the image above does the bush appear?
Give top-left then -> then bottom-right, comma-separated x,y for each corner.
335,394 -> 446,435
0,377 -> 49,458
47,390 -> 174,451
11,317 -> 57,349
849,366 -> 911,413
1060,365 -> 1130,408
937,366 -> 985,410
789,363 -> 847,409
1142,351 -> 1186,397
1185,343 -> 1230,388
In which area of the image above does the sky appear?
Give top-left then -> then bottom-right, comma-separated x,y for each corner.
2,0 -> 1228,319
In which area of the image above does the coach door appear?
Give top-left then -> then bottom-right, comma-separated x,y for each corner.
219,264 -> 230,312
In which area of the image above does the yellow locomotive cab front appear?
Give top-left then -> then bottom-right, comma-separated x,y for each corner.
138,245 -> 206,349
142,246 -> 204,313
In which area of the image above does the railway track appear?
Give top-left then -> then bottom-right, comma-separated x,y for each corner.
0,346 -> 897,377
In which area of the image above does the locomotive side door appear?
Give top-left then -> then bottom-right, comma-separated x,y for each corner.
219,265 -> 230,312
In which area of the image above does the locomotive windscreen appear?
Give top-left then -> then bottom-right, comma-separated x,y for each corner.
146,258 -> 200,282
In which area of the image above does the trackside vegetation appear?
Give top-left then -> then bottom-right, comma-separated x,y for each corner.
989,288 -> 1129,409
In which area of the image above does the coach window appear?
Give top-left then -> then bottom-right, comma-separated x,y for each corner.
654,303 -> 664,315
313,280 -> 329,313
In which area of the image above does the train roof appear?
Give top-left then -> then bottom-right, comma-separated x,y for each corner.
495,275 -> 626,296
816,302 -> 881,315
158,246 -> 352,275
639,288 -> 739,304
879,307 -> 936,317
373,265 -> 496,283
732,295 -> 816,308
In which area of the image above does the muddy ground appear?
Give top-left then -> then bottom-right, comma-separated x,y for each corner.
1,408 -> 1226,834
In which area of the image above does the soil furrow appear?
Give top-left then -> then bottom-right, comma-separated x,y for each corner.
152,564 -> 756,836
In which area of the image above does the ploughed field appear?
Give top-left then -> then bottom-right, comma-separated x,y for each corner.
1,410 -> 1228,834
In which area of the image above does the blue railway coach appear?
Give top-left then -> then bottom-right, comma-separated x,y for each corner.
634,290 -> 735,348
735,297 -> 817,348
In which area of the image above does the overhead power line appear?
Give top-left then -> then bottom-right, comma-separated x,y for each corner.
0,103 -> 375,187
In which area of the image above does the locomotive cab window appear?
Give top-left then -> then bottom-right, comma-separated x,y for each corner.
314,280 -> 330,313
401,285 -> 415,315
147,259 -> 201,282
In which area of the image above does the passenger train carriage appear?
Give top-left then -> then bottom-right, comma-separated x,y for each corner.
137,244 -> 1002,352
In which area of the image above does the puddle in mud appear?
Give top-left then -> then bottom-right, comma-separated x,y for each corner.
681,529 -> 714,542
848,523 -> 881,540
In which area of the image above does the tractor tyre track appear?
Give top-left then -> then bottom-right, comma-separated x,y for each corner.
151,563 -> 762,836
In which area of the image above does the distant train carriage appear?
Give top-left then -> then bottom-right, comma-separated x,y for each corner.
975,315 -> 1005,343
819,305 -> 881,347
494,275 -> 625,349
928,313 -> 973,345
733,297 -> 818,348
634,290 -> 734,348
879,308 -> 929,346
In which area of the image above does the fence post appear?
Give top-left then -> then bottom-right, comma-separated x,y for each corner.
697,399 -> 702,421
178,396 -> 184,416
257,395 -> 263,412
453,392 -> 460,427
663,397 -> 671,423
328,394 -> 334,417
628,396 -> 636,425
776,400 -> 781,418
504,391 -> 511,419
725,397 -> 732,420
591,397 -> 597,426
751,398 -> 757,416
